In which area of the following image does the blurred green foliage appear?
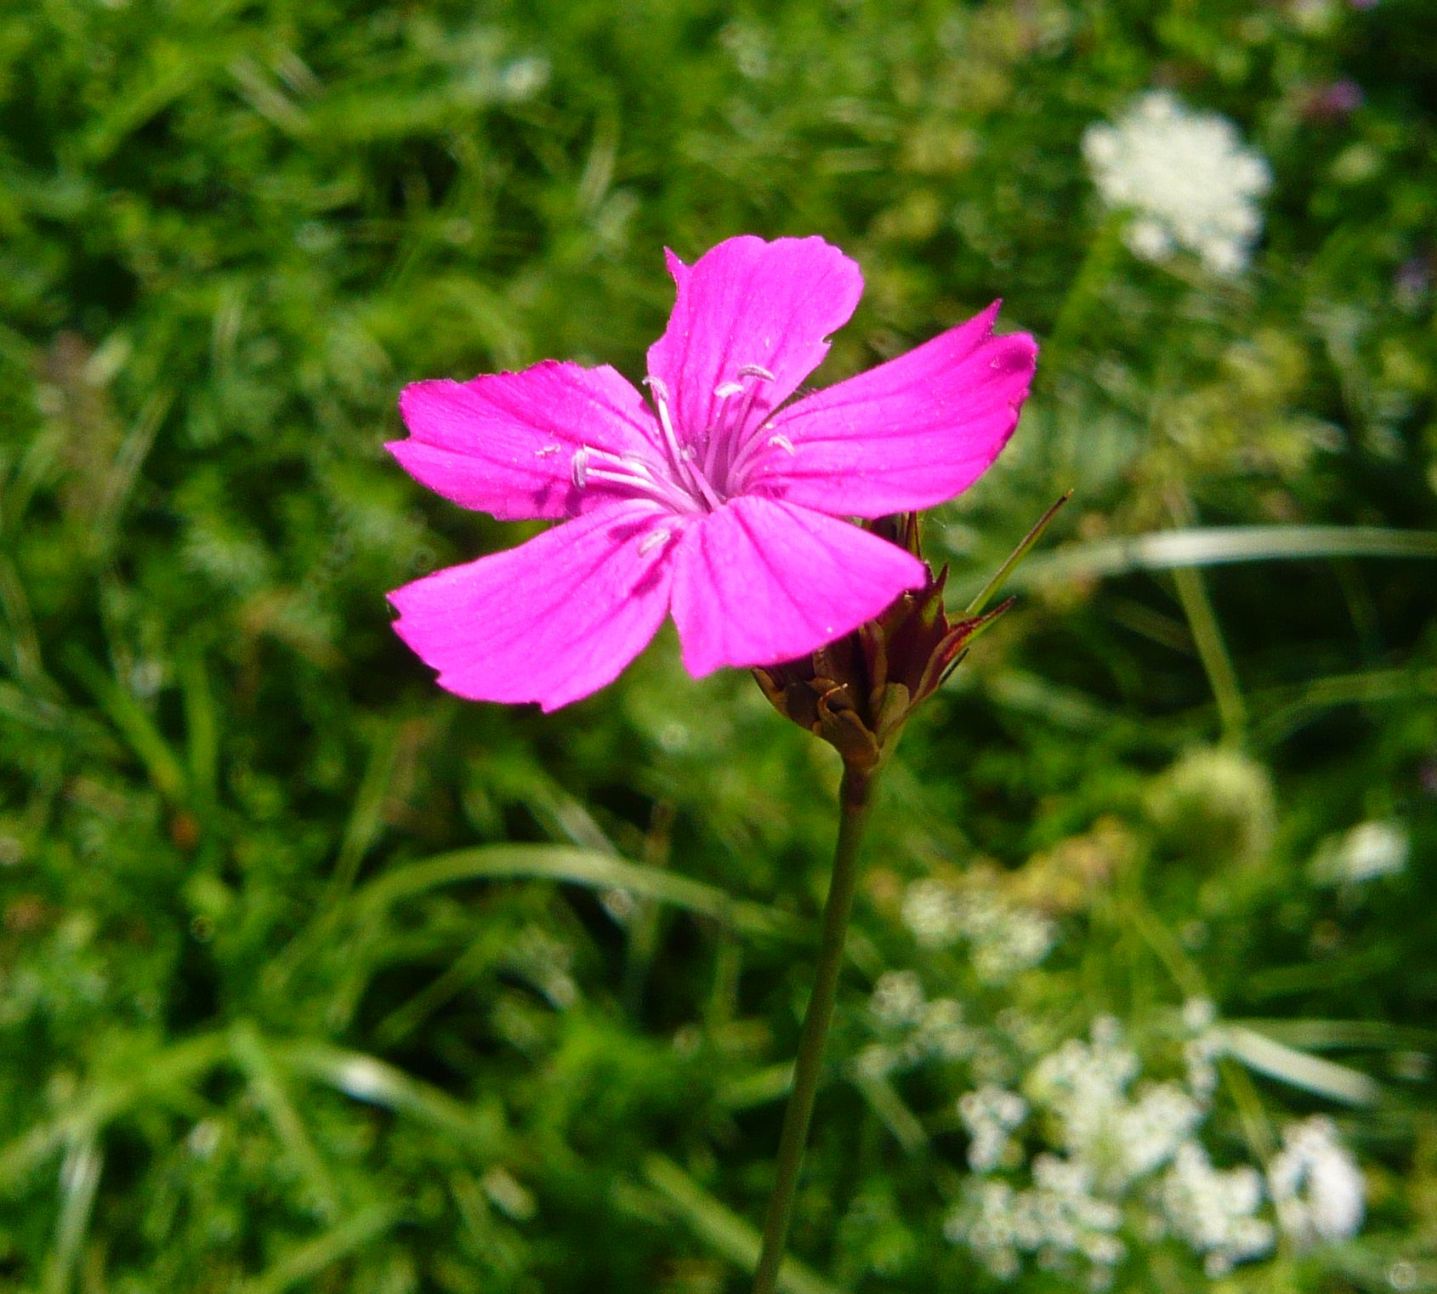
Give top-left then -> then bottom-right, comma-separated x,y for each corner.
1,0 -> 1435,1290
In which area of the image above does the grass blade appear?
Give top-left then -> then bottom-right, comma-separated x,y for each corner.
1012,525 -> 1437,587
353,845 -> 804,942
65,648 -> 188,803
230,1023 -> 342,1216
238,1202 -> 401,1294
42,1137 -> 102,1294
1218,1025 -> 1382,1107
278,1041 -> 510,1156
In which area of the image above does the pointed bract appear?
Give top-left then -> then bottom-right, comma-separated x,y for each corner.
752,513 -> 1018,773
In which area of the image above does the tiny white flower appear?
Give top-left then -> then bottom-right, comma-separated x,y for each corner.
1182,997 -> 1218,1033
852,1042 -> 899,1080
959,1084 -> 1029,1172
917,997 -> 973,1061
1115,1083 -> 1203,1180
1310,819 -> 1410,885
869,969 -> 926,1028
1126,216 -> 1173,261
1270,1117 -> 1365,1245
900,878 -> 965,947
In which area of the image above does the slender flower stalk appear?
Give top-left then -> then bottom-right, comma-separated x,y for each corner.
748,499 -> 1066,1288
751,764 -> 875,1294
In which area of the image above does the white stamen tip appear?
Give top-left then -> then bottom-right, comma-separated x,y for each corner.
571,447 -> 591,489
738,363 -> 776,381
714,381 -> 744,399
643,375 -> 671,403
638,529 -> 671,556
768,433 -> 795,456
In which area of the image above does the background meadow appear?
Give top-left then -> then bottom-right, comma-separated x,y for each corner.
2,0 -> 1435,1290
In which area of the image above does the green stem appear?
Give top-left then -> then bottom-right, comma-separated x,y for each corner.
1166,490 -> 1247,746
750,765 -> 875,1294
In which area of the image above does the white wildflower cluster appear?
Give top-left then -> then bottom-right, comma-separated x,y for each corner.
1310,819 -> 1410,886
1269,1116 -> 1366,1247
943,1015 -> 1367,1286
900,878 -> 1056,983
856,971 -> 972,1078
1029,1018 -> 1202,1190
1160,1142 -> 1274,1276
949,1159 -> 1124,1285
868,969 -> 927,1029
900,879 -> 964,947
959,1084 -> 1028,1171
1082,90 -> 1273,274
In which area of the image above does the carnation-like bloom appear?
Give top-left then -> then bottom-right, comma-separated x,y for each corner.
388,236 -> 1036,710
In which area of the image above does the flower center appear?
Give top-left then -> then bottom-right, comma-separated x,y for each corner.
568,365 -> 794,514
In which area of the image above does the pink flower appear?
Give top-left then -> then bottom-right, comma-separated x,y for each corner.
388,235 -> 1036,711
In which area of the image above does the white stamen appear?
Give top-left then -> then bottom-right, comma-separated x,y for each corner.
638,528 -> 671,556
561,439 -> 706,513
581,458 -> 695,513
704,363 -> 779,487
646,373 -> 725,511
651,383 -> 685,462
768,433 -> 795,456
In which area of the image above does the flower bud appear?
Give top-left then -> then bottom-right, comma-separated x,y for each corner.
753,512 -> 1011,774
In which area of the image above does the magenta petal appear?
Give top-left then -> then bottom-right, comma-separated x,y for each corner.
646,235 -> 864,443
389,360 -> 659,521
670,497 -> 926,677
389,502 -> 680,711
751,303 -> 1038,518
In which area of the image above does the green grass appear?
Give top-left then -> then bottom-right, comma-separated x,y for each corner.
2,0 -> 1435,1290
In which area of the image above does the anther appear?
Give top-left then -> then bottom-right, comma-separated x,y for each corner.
768,433 -> 796,456
738,363 -> 776,381
638,528 -> 671,556
571,446 -> 591,489
714,381 -> 745,400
